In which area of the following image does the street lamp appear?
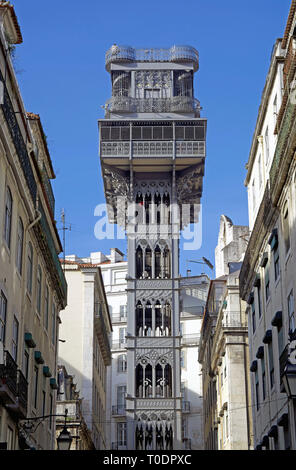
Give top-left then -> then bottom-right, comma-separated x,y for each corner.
56,408 -> 72,450
56,427 -> 72,450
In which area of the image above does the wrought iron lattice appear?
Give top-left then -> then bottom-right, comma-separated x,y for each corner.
0,69 -> 37,204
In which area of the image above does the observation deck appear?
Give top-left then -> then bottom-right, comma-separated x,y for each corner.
105,45 -> 199,72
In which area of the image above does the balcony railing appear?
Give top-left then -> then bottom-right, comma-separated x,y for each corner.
221,312 -> 248,329
105,45 -> 199,71
100,140 -> 206,158
0,350 -> 18,402
106,96 -> 200,115
6,369 -> 28,418
0,68 -> 37,204
95,305 -> 111,365
38,203 -> 67,302
112,313 -> 127,323
112,405 -> 126,416
17,369 -> 28,412
41,163 -> 55,216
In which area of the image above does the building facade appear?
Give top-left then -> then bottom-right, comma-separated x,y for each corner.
58,257 -> 112,449
99,45 -> 206,449
55,365 -> 95,450
199,216 -> 253,450
179,274 -> 209,449
0,3 -> 67,450
240,1 -> 296,450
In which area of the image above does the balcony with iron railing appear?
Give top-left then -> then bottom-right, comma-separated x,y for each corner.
0,350 -> 18,405
105,45 -> 199,72
94,303 -> 112,365
100,140 -> 206,159
41,163 -> 55,216
6,369 -> 28,418
105,96 -> 201,115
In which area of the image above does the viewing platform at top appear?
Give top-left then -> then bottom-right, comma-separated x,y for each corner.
105,45 -> 199,72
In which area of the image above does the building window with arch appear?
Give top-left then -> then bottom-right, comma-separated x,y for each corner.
118,354 -> 127,373
4,186 -> 13,249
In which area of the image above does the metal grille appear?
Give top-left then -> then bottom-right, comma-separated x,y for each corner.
0,69 -> 37,204
176,141 -> 205,156
133,141 -> 173,157
101,142 -> 130,156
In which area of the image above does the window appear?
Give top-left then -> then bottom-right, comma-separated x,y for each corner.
0,291 -> 7,344
117,422 -> 127,446
33,366 -> 39,409
257,284 -> 262,318
49,394 -> 53,429
42,376 -> 46,417
16,217 -> 24,274
255,370 -> 260,411
273,94 -> 278,126
288,290 -> 295,333
180,350 -> 185,368
36,265 -> 42,315
6,426 -> 14,450
23,346 -> 29,380
278,324 -> 285,356
118,354 -> 127,373
265,267 -> 270,301
261,358 -> 266,401
252,302 -> 256,333
265,127 -> 270,163
283,205 -> 290,254
51,302 -> 56,345
11,316 -> 19,362
120,305 -> 127,319
4,186 -> 12,248
115,271 -> 126,285
252,179 -> 256,211
274,246 -> 280,282
268,342 -> 274,389
119,327 -> 126,345
26,242 -> 33,295
42,390 -> 46,417
258,154 -> 263,188
117,385 -> 126,413
44,285 -> 49,330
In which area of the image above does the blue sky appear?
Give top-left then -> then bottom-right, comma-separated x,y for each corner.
12,0 -> 291,277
